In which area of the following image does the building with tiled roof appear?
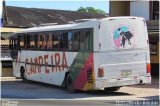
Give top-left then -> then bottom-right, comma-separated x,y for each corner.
2,6 -> 107,40
3,6 -> 107,28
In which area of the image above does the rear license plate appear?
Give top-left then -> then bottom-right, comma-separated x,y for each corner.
121,70 -> 132,77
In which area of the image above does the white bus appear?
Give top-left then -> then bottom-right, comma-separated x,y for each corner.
10,17 -> 151,92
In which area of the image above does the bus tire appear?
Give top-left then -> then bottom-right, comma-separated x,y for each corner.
104,87 -> 121,92
20,67 -> 27,82
66,74 -> 75,93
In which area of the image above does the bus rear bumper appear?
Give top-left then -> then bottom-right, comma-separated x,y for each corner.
95,75 -> 151,90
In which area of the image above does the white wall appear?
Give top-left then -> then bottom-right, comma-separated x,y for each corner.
130,1 -> 149,20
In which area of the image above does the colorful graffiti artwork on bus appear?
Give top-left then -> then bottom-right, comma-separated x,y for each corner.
24,52 -> 68,76
112,25 -> 136,49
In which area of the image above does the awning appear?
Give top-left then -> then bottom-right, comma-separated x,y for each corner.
1,27 -> 23,32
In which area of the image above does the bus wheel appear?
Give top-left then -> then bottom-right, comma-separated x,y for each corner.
66,74 -> 75,93
20,67 -> 27,82
104,87 -> 121,92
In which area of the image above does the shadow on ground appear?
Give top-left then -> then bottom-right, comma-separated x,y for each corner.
1,80 -> 133,99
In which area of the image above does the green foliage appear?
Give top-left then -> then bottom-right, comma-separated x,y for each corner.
77,7 -> 106,15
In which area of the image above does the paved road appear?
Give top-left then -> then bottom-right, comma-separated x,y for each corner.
1,77 -> 159,105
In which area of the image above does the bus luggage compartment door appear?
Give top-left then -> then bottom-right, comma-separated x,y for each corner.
101,61 -> 147,79
95,52 -> 148,78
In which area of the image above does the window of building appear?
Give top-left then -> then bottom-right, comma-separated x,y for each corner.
153,1 -> 159,20
150,42 -> 157,55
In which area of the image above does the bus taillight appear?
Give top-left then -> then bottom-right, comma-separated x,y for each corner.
147,63 -> 151,74
98,68 -> 104,77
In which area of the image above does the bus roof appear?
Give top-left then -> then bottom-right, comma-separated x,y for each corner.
13,16 -> 142,34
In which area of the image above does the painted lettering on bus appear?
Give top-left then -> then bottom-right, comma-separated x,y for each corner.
55,53 -> 61,71
44,55 -> 49,73
25,52 -> 68,76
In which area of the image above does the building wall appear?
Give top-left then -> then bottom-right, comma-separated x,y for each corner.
110,1 -> 130,16
150,42 -> 159,64
150,41 -> 159,76
130,1 -> 150,20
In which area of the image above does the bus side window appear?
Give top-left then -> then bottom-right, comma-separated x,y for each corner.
67,32 -> 73,51
58,33 -> 63,50
42,33 -> 47,49
26,34 -> 30,49
85,30 -> 91,51
53,32 -> 59,50
47,32 -> 53,50
73,32 -> 80,51
19,34 -> 25,49
30,33 -> 35,49
37,33 -> 42,49
80,31 -> 85,50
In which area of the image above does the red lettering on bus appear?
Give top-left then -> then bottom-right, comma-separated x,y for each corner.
62,52 -> 68,70
55,53 -> 61,71
38,56 -> 43,73
51,54 -> 54,72
44,55 -> 49,74
25,58 -> 30,75
30,58 -> 36,75
34,57 -> 38,74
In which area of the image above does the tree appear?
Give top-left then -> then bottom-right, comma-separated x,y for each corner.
77,7 -> 106,15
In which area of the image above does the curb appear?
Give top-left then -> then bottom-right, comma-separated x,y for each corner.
1,77 -> 21,81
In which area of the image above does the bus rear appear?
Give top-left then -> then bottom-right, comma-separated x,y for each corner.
94,17 -> 151,90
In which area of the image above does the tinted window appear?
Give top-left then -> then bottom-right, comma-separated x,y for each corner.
67,32 -> 73,50
73,32 -> 80,51
46,32 -> 53,50
37,33 -> 43,49
26,34 -> 30,49
58,33 -> 63,50
42,33 -> 47,49
85,31 -> 91,50
79,31 -> 85,50
19,34 -> 25,49
53,32 -> 59,50
30,34 -> 36,49
15,28 -> 93,51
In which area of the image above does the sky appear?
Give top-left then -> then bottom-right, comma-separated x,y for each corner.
5,0 -> 109,13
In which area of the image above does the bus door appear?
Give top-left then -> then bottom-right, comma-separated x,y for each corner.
72,31 -> 85,76
72,30 -> 93,87
83,30 -> 93,84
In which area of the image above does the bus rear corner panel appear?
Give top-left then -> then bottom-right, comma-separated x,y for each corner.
95,76 -> 151,90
